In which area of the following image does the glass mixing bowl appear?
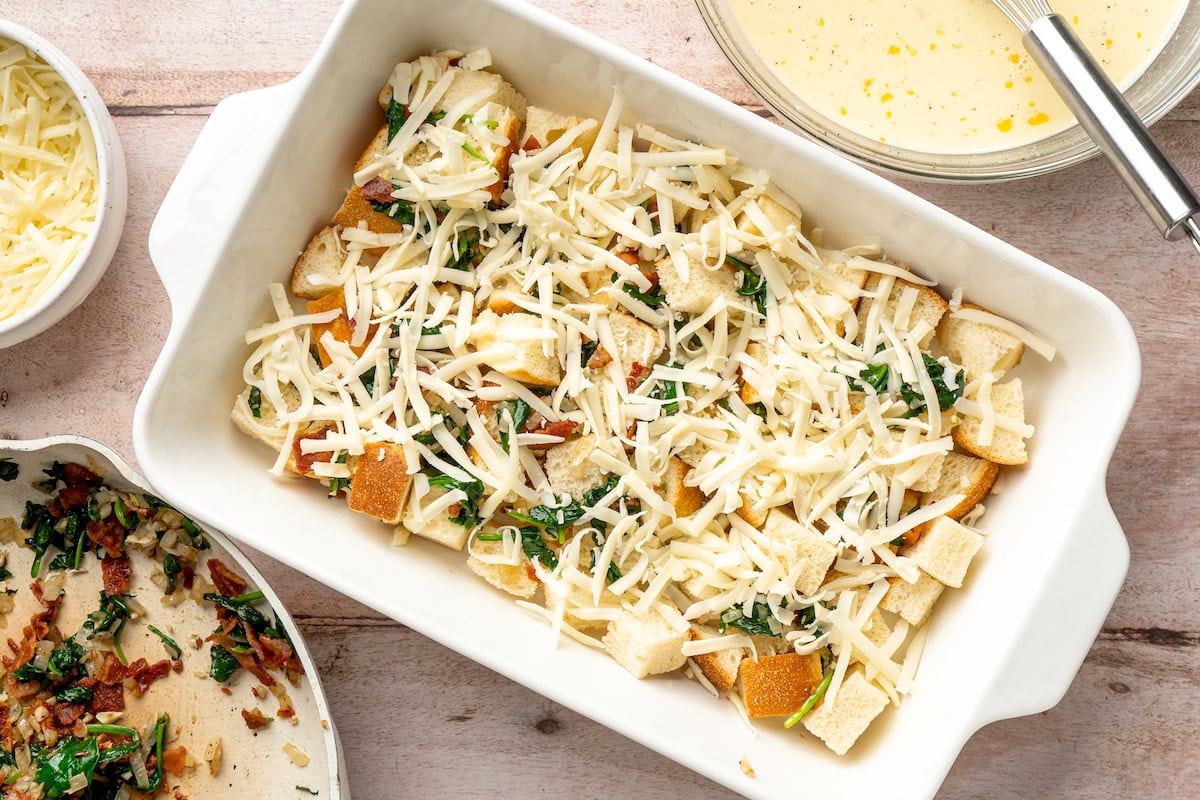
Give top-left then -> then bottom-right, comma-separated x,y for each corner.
696,0 -> 1200,181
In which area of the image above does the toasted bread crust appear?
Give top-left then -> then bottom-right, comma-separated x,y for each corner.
348,442 -> 410,524
740,652 -> 823,718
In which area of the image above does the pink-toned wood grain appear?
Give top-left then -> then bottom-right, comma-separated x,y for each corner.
0,1 -> 1197,797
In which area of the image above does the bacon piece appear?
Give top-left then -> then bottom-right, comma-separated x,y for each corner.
162,745 -> 188,777
521,135 -> 541,151
53,701 -> 85,728
233,650 -> 276,687
617,251 -> 640,266
96,652 -> 128,685
5,590 -> 61,669
45,499 -> 65,519
60,462 -> 101,487
208,632 -> 276,687
586,345 -> 612,369
86,516 -> 125,555
257,635 -> 294,670
627,361 -> 649,392
101,555 -> 132,596
526,419 -> 580,450
0,704 -> 10,750
358,176 -> 395,204
90,682 -> 125,713
57,483 -> 92,510
290,426 -> 337,478
240,708 -> 272,730
207,558 -> 248,598
126,658 -> 172,695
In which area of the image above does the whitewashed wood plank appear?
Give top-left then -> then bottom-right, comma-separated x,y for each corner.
294,620 -> 1200,799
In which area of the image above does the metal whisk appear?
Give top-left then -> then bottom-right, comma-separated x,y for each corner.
992,0 -> 1200,255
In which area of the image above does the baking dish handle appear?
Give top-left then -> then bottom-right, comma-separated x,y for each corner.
148,81 -> 299,319
974,482 -> 1129,726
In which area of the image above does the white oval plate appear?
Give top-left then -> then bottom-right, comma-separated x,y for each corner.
0,436 -> 347,799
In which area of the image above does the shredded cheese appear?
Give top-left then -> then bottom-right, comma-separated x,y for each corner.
0,39 -> 98,323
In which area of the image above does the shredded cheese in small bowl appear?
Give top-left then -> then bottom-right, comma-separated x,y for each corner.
0,21 -> 126,348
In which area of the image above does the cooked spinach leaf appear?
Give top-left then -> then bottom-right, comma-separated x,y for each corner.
509,499 -> 585,541
846,362 -> 890,393
248,386 -> 263,418
54,685 -> 94,704
423,468 -> 485,528
498,398 -> 532,453
718,597 -> 777,637
519,527 -> 558,570
726,254 -> 768,316
899,354 -> 964,415
209,644 -> 241,682
385,98 -> 408,143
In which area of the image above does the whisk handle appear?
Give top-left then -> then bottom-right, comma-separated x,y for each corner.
1024,14 -> 1200,240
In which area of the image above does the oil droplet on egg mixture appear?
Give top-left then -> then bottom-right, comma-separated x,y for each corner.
729,0 -> 1186,153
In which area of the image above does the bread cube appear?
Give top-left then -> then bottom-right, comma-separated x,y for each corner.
655,256 -> 741,315
377,53 -> 454,108
347,442 -> 410,525
939,302 -> 1025,382
880,570 -> 946,627
861,606 -> 893,650
523,105 -> 598,154
602,605 -> 687,679
921,451 -> 1000,521
306,291 -> 378,366
740,652 -> 823,718
291,226 -> 347,300
467,538 -> 539,599
662,456 -> 705,517
687,624 -> 746,692
801,669 -> 890,755
485,282 -> 529,315
544,434 -> 607,500
354,126 -> 389,173
736,491 -> 769,528
332,183 -> 406,236
738,341 -> 768,405
762,508 -> 838,596
231,379 -> 301,453
737,194 -> 802,237
438,68 -> 528,125
908,452 -> 945,493
606,310 -> 664,370
402,487 -> 471,551
855,274 -> 948,347
953,378 -> 1029,465
471,310 -> 562,387
904,516 -> 983,589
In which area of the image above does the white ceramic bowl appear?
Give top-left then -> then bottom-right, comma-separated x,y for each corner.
0,436 -> 348,799
133,2 -> 1140,798
0,20 -> 128,349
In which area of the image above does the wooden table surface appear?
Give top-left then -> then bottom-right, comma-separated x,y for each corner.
2,1 -> 1198,797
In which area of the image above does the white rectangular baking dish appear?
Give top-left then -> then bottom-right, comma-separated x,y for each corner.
133,1 -> 1140,797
